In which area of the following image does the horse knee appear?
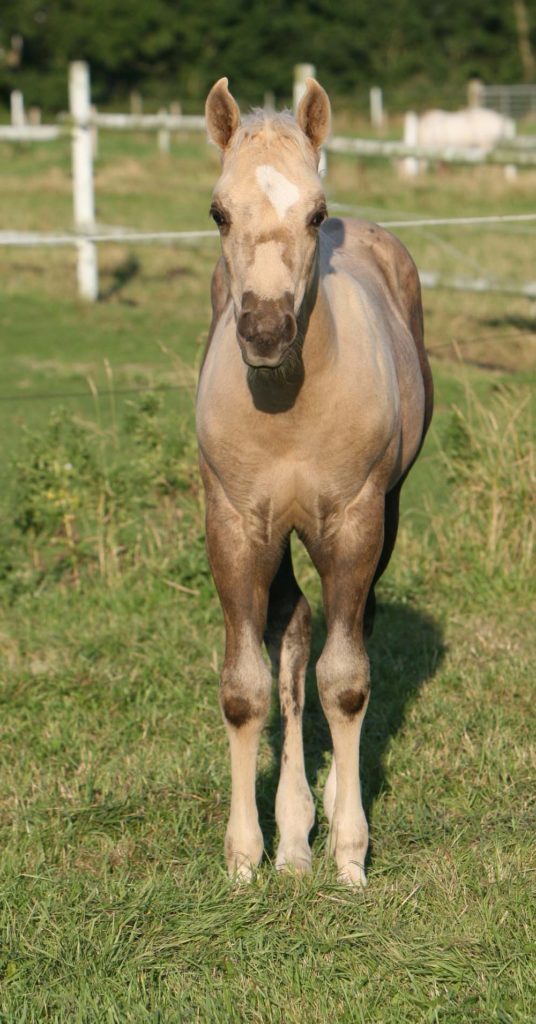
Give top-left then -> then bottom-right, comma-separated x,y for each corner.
220,646 -> 272,728
336,686 -> 369,718
221,693 -> 257,728
316,637 -> 370,720
221,684 -> 270,729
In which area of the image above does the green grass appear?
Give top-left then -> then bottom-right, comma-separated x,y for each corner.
0,131 -> 535,1022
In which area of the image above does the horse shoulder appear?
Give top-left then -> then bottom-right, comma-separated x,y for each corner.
359,224 -> 433,462
323,220 -> 418,333
321,218 -> 433,473
334,219 -> 432,436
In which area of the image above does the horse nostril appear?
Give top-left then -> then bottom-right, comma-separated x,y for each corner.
283,313 -> 297,344
237,311 -> 254,340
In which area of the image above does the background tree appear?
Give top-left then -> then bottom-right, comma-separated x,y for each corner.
0,0 -> 533,113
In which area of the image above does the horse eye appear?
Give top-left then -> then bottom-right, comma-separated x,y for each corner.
210,207 -> 228,228
309,208 -> 327,228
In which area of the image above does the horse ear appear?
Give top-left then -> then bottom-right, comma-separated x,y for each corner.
297,78 -> 331,150
205,78 -> 241,151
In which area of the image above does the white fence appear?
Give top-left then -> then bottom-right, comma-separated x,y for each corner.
1,62 -> 536,302
0,124 -> 62,141
91,112 -> 205,131
327,132 -> 536,167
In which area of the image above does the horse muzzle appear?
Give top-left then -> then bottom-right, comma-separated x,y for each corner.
237,292 -> 297,368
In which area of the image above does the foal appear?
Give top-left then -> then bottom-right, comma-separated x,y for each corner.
197,78 -> 433,885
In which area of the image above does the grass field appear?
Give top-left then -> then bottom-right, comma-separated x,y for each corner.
0,131 -> 534,1022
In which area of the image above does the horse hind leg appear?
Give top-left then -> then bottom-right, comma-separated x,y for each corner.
265,541 -> 315,873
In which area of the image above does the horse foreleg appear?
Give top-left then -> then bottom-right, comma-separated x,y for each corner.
312,483 -> 385,887
222,627 -> 271,882
203,468 -> 279,882
265,542 -> 314,873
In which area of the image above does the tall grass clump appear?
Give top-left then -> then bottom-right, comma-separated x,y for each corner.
0,396 -> 207,596
432,382 -> 534,602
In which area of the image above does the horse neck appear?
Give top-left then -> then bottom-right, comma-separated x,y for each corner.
243,253 -> 334,415
299,257 -> 337,376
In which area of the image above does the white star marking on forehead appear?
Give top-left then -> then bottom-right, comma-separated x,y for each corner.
255,164 -> 300,220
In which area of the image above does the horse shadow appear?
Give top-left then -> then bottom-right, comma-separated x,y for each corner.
257,597 -> 445,864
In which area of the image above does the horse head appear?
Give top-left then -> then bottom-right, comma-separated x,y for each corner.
205,77 -> 330,368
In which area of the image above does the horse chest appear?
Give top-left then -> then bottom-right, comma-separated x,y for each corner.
199,403 -> 391,544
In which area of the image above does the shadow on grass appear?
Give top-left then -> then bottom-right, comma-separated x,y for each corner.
258,599 -> 445,862
100,254 -> 140,301
478,313 -> 535,333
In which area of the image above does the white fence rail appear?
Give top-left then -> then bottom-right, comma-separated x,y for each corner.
0,229 -> 218,246
0,124 -> 62,141
4,121 -> 535,168
326,134 -> 536,167
418,270 -> 536,300
91,112 -> 205,131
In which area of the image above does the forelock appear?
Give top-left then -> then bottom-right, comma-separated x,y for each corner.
225,109 -> 318,169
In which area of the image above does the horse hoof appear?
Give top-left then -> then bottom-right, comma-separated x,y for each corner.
275,843 -> 312,875
229,861 -> 256,885
337,861 -> 367,888
227,847 -> 261,884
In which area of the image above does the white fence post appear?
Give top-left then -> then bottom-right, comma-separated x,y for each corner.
10,91 -> 25,127
402,111 -> 420,177
370,87 -> 384,129
468,78 -> 484,109
69,61 -> 98,301
90,104 -> 98,159
293,63 -> 316,115
157,108 -> 170,153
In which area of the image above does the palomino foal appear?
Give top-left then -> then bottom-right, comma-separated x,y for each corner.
197,78 -> 433,885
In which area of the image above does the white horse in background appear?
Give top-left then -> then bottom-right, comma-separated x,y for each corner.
417,108 -> 515,151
